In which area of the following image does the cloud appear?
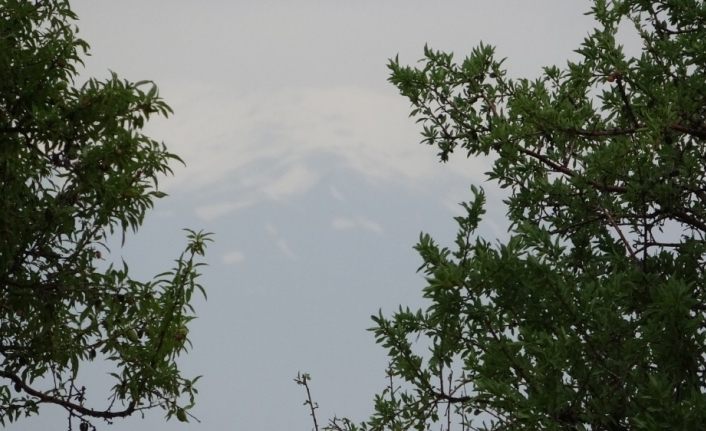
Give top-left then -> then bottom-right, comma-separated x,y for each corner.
265,223 -> 278,237
232,161 -> 320,201
329,185 -> 346,203
331,216 -> 383,235
195,201 -> 254,222
262,164 -> 319,201
151,84 -> 492,208
264,223 -> 297,260
275,238 -> 297,260
192,164 -> 319,221
222,250 -> 245,265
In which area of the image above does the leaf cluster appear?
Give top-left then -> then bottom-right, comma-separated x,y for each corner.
0,1 -> 210,427
337,1 -> 706,430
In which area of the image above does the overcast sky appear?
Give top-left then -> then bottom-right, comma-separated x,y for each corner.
10,1 -> 606,430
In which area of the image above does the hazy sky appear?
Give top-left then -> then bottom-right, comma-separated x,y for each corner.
11,1 -> 604,430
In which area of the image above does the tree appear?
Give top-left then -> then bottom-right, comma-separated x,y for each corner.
331,1 -> 706,430
0,1 -> 209,428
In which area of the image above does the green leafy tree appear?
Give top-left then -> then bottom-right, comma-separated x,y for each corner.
0,1 -> 209,428
331,1 -> 706,430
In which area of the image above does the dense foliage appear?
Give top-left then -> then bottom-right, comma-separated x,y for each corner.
0,1 -> 208,427
333,1 -> 706,430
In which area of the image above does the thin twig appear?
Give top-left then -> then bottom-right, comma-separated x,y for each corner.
295,372 -> 319,431
598,206 -> 638,261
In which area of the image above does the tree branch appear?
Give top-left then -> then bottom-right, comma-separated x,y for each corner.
0,370 -> 136,419
515,145 -> 627,194
670,123 -> 706,139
